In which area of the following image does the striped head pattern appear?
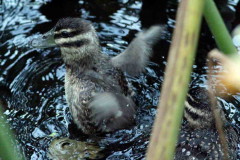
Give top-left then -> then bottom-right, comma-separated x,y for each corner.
184,88 -> 223,129
53,18 -> 100,65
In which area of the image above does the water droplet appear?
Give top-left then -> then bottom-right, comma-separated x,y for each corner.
182,148 -> 186,153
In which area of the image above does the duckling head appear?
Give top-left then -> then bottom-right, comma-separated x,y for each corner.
31,18 -> 101,67
184,88 -> 214,128
184,88 -> 226,129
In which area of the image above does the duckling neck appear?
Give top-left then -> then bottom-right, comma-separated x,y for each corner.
61,45 -> 103,73
64,55 -> 101,74
67,54 -> 94,66
64,51 -> 108,75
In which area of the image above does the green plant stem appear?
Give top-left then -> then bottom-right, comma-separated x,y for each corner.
0,101 -> 23,160
203,0 -> 237,55
146,0 -> 205,159
204,1 -> 237,158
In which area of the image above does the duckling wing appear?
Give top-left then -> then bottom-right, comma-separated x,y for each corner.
89,92 -> 136,132
111,25 -> 164,76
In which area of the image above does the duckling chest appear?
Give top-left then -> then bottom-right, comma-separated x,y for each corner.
64,69 -> 127,133
64,69 -> 127,113
65,74 -> 107,107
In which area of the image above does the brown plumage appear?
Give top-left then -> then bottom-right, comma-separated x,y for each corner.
30,18 -> 239,158
31,17 -> 163,134
176,87 -> 239,160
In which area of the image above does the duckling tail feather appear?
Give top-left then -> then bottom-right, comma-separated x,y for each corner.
111,25 -> 164,76
89,92 -> 136,132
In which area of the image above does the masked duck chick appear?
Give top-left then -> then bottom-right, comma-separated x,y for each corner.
30,18 -> 163,134
175,87 -> 239,160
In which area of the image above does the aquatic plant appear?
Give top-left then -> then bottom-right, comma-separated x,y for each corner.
146,0 -> 238,160
0,101 -> 23,160
146,0 -> 205,159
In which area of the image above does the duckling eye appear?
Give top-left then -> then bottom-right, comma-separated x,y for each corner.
61,31 -> 70,38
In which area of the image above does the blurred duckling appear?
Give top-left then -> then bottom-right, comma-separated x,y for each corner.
31,18 -> 163,134
176,87 -> 239,160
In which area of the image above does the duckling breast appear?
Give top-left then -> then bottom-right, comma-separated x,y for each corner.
64,62 -> 134,134
65,72 -> 99,133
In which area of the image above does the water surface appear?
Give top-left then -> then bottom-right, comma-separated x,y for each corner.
0,0 -> 240,159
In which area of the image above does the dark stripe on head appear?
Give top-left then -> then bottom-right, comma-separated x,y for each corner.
60,39 -> 90,48
185,107 -> 202,120
187,94 -> 211,112
54,29 -> 90,39
187,87 -> 211,111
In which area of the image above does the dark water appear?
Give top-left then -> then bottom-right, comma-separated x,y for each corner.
0,0 -> 240,159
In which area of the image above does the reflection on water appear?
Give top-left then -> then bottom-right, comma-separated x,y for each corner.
0,0 -> 240,159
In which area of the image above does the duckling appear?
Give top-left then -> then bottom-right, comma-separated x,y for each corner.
176,87 -> 239,160
30,18 -> 163,134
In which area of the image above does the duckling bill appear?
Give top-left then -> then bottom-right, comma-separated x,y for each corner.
31,18 -> 163,134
